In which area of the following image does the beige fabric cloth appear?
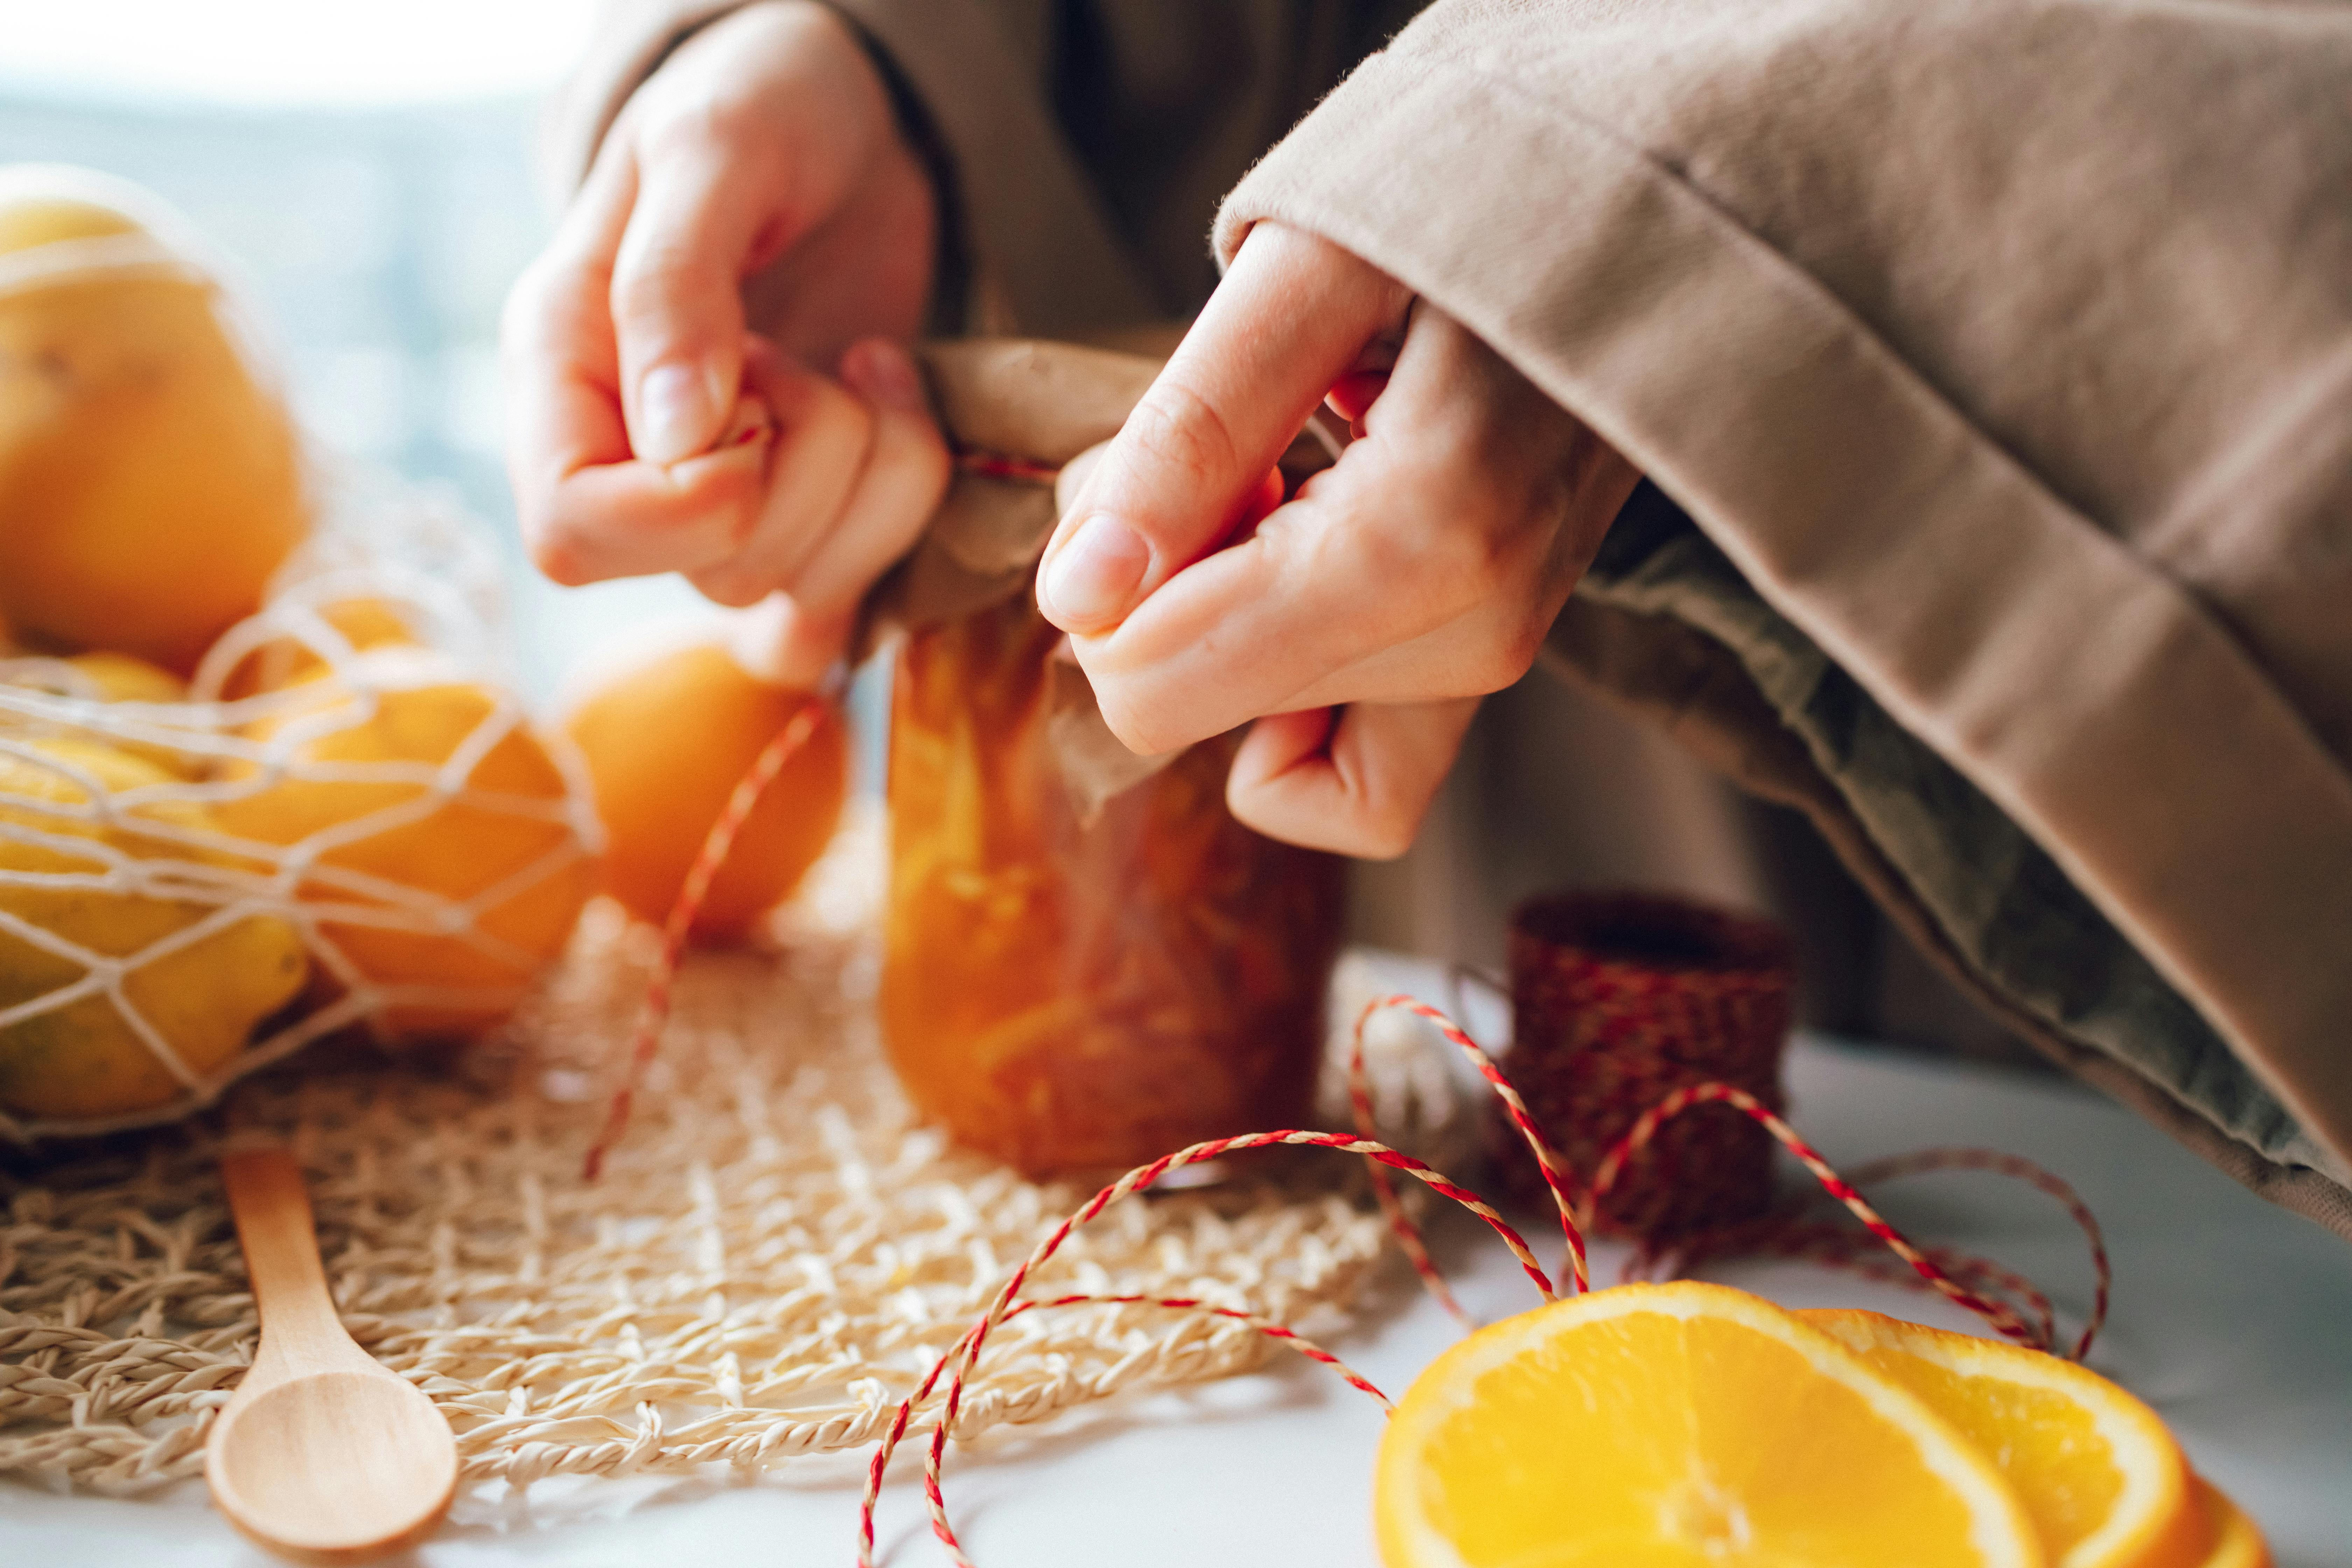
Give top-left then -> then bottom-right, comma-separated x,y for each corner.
550,0 -> 2352,1232
1214,0 -> 2352,1182
547,0 -> 1415,329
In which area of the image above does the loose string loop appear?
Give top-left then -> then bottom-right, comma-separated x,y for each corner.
1640,1145 -> 2110,1361
853,999 -> 2114,1566
582,690 -> 833,1180
853,1125 -> 1546,1568
1348,995 -> 1586,1311
576,543 -> 2112,1567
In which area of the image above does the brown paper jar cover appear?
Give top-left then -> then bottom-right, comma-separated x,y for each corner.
1492,890 -> 1796,1241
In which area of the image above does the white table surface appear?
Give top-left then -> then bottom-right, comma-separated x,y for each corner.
6,1023 -> 2349,1568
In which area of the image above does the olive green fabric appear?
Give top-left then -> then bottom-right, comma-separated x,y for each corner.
1574,486 -> 2344,1180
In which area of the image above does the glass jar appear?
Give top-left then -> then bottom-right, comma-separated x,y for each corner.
881,595 -> 1345,1177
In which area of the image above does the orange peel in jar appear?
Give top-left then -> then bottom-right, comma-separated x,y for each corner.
881,595 -> 1343,1176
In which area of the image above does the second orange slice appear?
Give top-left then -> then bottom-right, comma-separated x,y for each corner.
1800,1309 -> 2217,1568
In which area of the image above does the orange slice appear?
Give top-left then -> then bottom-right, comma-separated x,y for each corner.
1800,1309 -> 2198,1568
2188,1478 -> 2270,1568
1376,1281 -> 2042,1568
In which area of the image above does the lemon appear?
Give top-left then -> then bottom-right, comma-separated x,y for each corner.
47,651 -> 188,705
0,738 -> 307,1119
2,650 -> 205,778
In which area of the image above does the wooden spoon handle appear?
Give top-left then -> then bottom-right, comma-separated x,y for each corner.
221,1148 -> 352,1353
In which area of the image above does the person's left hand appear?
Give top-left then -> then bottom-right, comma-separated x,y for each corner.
1036,223 -> 1642,858
499,1 -> 950,683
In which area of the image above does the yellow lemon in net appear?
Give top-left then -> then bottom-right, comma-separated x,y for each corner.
2,650 -> 206,778
564,640 -> 846,943
54,651 -> 190,705
216,595 -> 421,701
1799,1310 -> 2228,1568
1374,1281 -> 2042,1568
0,177 -> 308,675
0,738 -> 308,1120
212,667 -> 600,1042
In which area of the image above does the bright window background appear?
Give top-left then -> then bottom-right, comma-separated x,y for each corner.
0,2 -> 706,700
1,2 -> 599,109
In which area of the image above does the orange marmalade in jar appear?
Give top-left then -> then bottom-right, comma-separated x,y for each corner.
882,595 -> 1345,1177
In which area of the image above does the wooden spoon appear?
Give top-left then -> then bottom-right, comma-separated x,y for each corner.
205,1147 -> 458,1563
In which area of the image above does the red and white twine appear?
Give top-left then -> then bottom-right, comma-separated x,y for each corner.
582,691 -> 833,1181
579,446 -> 2113,1565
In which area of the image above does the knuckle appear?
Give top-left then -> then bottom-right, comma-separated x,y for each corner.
1461,611 -> 1548,695
899,420 -> 953,506
1223,775 -> 1292,847
687,561 -> 771,609
1119,378 -> 1241,495
1353,764 -> 1432,860
1411,510 -> 1524,630
609,248 -> 712,327
1471,635 -> 1536,694
635,92 -> 733,163
808,376 -> 875,443
1429,508 -> 1516,607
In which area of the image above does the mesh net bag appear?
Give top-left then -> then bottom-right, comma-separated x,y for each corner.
0,503 -> 604,1142
0,163 -> 601,1141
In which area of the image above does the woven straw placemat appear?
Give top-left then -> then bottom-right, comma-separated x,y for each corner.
0,812 -> 1430,1494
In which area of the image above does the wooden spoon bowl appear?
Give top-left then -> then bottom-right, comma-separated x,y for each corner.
205,1148 -> 458,1563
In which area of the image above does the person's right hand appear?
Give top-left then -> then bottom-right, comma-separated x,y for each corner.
502,0 -> 949,681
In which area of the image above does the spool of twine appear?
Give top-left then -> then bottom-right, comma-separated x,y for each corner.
1491,890 -> 1796,1241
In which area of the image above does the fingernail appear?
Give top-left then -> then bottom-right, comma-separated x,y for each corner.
841,338 -> 925,411
1038,515 -> 1151,629
637,361 -> 716,464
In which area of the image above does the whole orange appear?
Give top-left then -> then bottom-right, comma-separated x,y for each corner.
214,663 -> 601,1041
0,180 -> 307,674
565,640 -> 846,942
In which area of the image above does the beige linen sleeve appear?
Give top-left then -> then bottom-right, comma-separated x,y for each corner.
1216,0 -> 2352,1224
544,0 -> 1157,336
